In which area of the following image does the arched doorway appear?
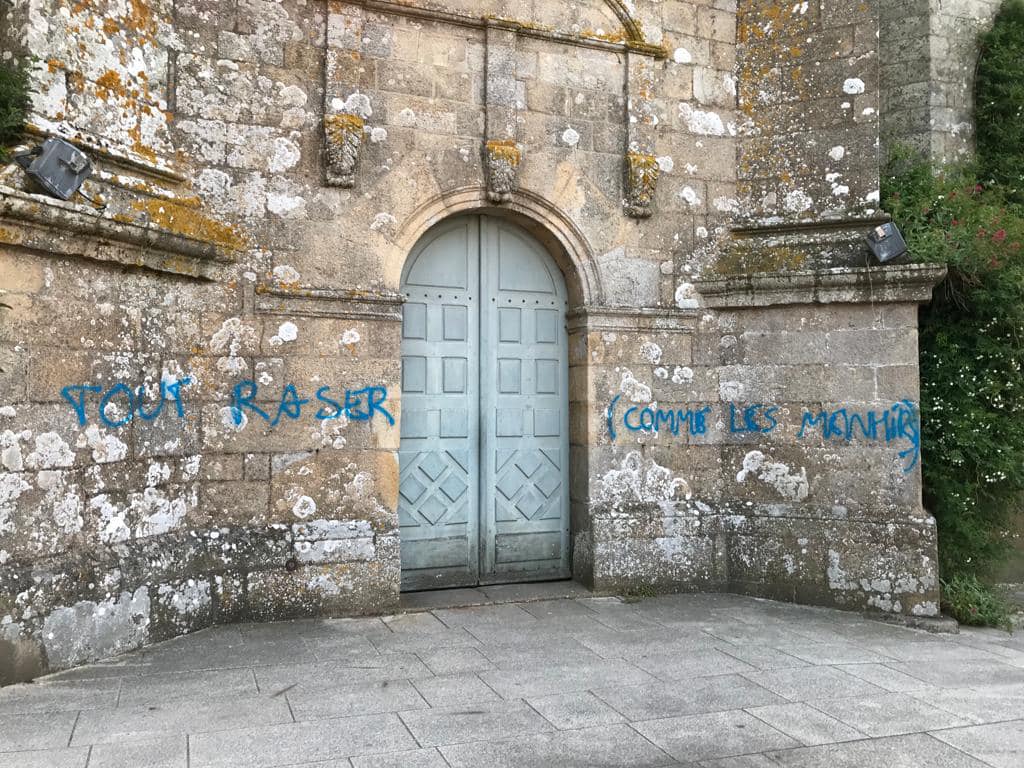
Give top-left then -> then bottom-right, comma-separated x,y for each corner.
399,214 -> 570,591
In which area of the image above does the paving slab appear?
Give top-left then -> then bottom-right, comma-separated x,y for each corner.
806,692 -> 970,736
398,699 -> 553,746
525,690 -> 627,729
480,658 -> 655,699
439,723 -> 675,767
745,701 -> 866,745
409,673 -> 501,707
189,714 -> 417,767
744,732 -> 990,766
71,694 -> 293,745
908,682 -> 1024,723
0,711 -> 77,751
86,735 -> 187,768
351,747 -> 449,768
0,677 -> 120,715
593,674 -> 785,720
741,665 -> 889,702
0,747 -> 89,768
929,720 -> 1024,768
633,709 -> 801,762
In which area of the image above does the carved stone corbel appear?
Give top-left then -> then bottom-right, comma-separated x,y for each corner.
323,113 -> 364,188
484,139 -> 521,203
624,151 -> 660,219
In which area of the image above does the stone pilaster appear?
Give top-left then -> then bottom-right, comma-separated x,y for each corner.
624,51 -> 660,218
483,23 -> 521,203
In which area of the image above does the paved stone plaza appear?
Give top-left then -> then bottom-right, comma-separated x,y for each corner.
1,587 -> 1022,767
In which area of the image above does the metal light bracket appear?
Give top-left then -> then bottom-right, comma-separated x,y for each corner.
13,137 -> 93,201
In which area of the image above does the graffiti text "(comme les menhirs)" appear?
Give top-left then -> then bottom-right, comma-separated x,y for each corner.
61,379 -> 395,429
606,397 -> 922,473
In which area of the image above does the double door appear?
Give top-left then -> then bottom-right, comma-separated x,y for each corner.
398,216 -> 570,591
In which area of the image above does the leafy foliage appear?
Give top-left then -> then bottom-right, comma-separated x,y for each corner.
975,0 -> 1024,202
883,150 -> 1024,583
941,573 -> 1015,630
0,59 -> 30,160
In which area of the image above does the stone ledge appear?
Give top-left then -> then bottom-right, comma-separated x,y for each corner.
695,264 -> 948,309
0,185 -> 243,281
255,284 -> 404,322
567,305 -> 698,333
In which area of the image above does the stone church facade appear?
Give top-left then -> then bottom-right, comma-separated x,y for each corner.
0,0 -> 993,681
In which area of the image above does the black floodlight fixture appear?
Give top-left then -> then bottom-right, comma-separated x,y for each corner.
13,136 -> 93,201
866,222 -> 908,264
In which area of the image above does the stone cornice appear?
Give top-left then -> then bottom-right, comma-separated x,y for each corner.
255,285 -> 404,322
694,264 -> 949,309
567,305 -> 698,333
0,185 -> 242,281
337,0 -> 667,57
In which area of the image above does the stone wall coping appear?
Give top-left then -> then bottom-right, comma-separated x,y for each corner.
0,184 -> 241,281
694,263 -> 949,309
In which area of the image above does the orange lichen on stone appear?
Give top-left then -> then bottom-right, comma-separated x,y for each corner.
102,17 -> 120,36
131,198 -> 246,252
485,139 -> 521,166
95,70 -> 124,100
324,113 -> 365,143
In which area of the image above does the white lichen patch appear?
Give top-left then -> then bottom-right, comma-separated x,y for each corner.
272,265 -> 301,284
209,318 -> 257,375
78,425 -> 129,464
25,433 -> 74,470
270,321 -> 298,346
640,342 -> 663,365
561,127 -> 580,147
675,283 -> 699,309
678,104 -> 729,136
593,451 -> 691,507
618,368 -> 652,403
293,495 -> 317,519
671,366 -> 694,384
736,451 -> 809,502
784,190 -> 814,213
843,78 -> 865,95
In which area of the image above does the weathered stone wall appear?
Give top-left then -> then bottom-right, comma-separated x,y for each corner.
1,0 -> 945,684
881,0 -> 1002,163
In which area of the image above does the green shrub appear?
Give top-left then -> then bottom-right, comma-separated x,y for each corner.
941,573 -> 1014,630
883,150 -> 1024,584
975,0 -> 1024,201
0,59 -> 29,160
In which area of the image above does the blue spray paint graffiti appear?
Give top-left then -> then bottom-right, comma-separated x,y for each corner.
60,379 -> 394,430
62,378 -> 194,428
797,400 -> 920,472
229,381 -> 394,428
606,397 -> 922,473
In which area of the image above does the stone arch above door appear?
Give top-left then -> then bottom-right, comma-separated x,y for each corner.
387,187 -> 602,309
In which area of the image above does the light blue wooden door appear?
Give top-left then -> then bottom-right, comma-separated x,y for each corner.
399,218 -> 480,591
479,218 -> 570,583
399,215 -> 569,590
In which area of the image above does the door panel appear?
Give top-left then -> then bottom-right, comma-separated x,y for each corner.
399,215 -> 569,591
479,217 -> 570,583
399,218 -> 480,591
